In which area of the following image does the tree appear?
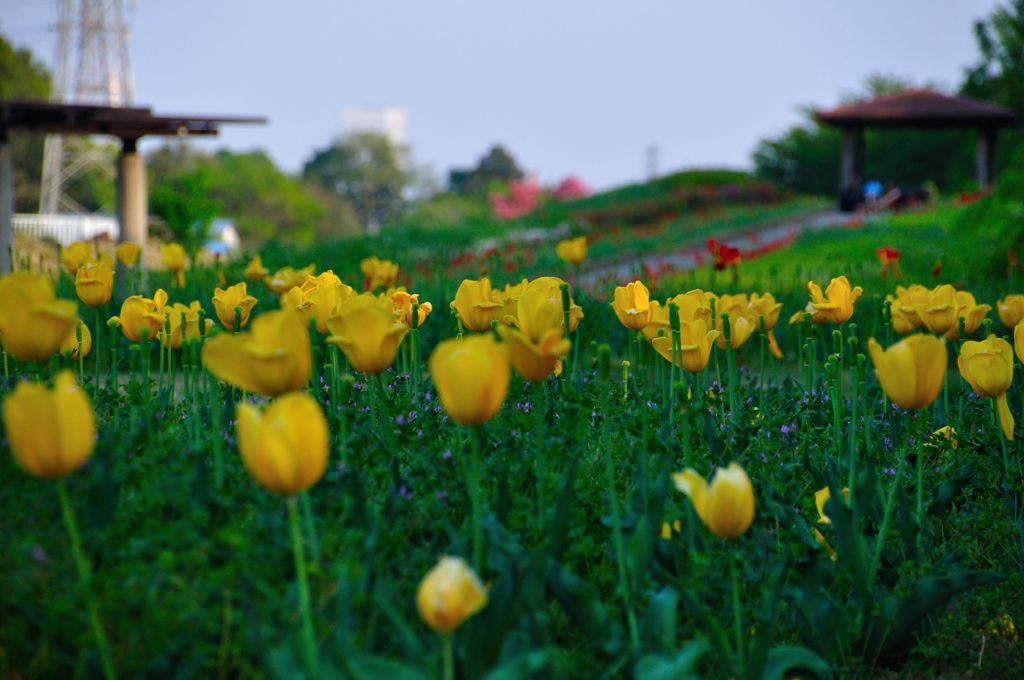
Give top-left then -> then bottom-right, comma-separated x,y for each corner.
302,133 -> 410,231
0,32 -> 50,211
962,0 -> 1024,115
150,167 -> 219,257
448,145 -> 524,195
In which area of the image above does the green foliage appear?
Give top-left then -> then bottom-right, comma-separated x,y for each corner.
0,31 -> 50,211
448,146 -> 524,195
962,0 -> 1024,116
150,167 -> 219,255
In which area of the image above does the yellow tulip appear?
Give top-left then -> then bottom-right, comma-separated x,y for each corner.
526,277 -> 583,332
109,295 -> 165,343
416,556 -> 488,634
555,236 -> 588,265
795,276 -> 862,325
160,302 -> 215,349
387,288 -> 433,328
947,290 -> 991,340
711,294 -> 756,350
611,280 -> 651,330
267,265 -> 315,295
161,243 -> 187,286
1015,320 -> 1024,365
0,272 -> 79,362
959,335 -> 1014,439
75,259 -> 114,308
361,256 -> 399,289
201,309 -> 311,397
498,279 -> 530,324
672,462 -> 755,539
867,335 -> 946,410
115,241 -> 141,267
245,254 -> 269,282
60,320 -> 92,360
814,486 -> 849,525
326,294 -> 407,373
998,295 -> 1024,328
916,284 -> 957,336
212,282 -> 259,332
642,301 -> 670,343
61,241 -> 93,275
236,391 -> 328,495
750,292 -> 784,358
452,278 -> 506,332
429,334 -> 510,425
498,325 -> 570,382
280,286 -> 305,311
651,318 -> 719,372
2,371 -> 95,479
299,272 -> 355,334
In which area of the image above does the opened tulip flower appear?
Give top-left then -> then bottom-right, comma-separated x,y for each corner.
0,272 -> 79,362
236,391 -> 328,494
959,335 -> 1014,440
417,556 -> 487,635
673,463 -> 755,539
749,292 -> 784,358
526,276 -> 583,332
867,335 -> 946,410
642,301 -> 671,343
612,280 -> 652,330
115,241 -> 141,267
3,371 -> 95,479
791,276 -> 862,325
429,334 -> 510,424
267,264 -> 315,295
202,309 -> 311,396
61,241 -> 93,275
109,295 -> 165,343
213,282 -> 259,331
886,284 -> 929,335
327,294 -> 407,373
160,302 -> 214,349
387,288 -> 432,327
814,486 -> 849,525
499,284 -> 571,380
75,259 -> 114,308
998,294 -> 1024,328
245,254 -> 269,282
299,271 -> 355,334
361,256 -> 399,289
712,294 -> 757,350
452,278 -> 506,332
60,320 -> 92,360
161,243 -> 187,286
555,236 -> 588,265
652,318 -> 719,372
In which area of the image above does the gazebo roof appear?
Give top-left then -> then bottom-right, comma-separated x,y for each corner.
0,100 -> 266,140
816,89 -> 1016,128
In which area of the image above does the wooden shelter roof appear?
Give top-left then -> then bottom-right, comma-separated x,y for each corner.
816,89 -> 1015,128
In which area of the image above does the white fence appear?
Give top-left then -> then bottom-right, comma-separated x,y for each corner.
13,213 -> 120,247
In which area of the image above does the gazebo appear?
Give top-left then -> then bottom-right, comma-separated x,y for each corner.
0,101 -> 266,274
816,89 -> 1016,200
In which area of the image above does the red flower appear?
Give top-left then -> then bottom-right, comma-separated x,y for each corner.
877,246 -> 901,278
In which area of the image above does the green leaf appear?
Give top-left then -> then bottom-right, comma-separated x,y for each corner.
760,645 -> 833,680
634,638 -> 709,680
482,649 -> 554,680
640,587 -> 680,654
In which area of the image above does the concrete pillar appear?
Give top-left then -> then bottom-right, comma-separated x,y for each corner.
977,127 -> 997,188
839,126 -> 865,194
0,130 -> 13,275
117,136 -> 147,259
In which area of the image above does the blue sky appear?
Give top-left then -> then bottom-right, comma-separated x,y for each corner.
3,0 -> 1003,190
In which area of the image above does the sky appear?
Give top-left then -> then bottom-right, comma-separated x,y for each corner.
2,0 -> 1005,191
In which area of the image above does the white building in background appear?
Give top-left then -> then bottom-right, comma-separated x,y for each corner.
340,106 -> 408,151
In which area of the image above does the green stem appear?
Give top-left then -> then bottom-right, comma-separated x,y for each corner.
58,480 -> 117,680
442,633 -> 454,680
466,426 -> 484,573
870,444 -> 909,583
287,496 -> 319,677
730,550 -> 745,678
94,308 -> 101,399
602,416 -> 640,651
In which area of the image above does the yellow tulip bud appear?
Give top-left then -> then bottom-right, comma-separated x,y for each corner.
326,294 -> 407,374
299,272 -> 355,335
245,254 -> 269,282
416,556 -> 488,634
75,258 -> 114,308
202,309 -> 311,396
161,242 -> 186,272
958,334 -> 1015,440
2,371 -> 95,479
236,391 -> 328,494
115,241 -> 141,267
611,280 -> 651,330
715,312 -> 755,350
429,334 -> 510,425
109,295 -> 165,343
651,318 -> 719,372
61,320 -> 92,359
672,462 -> 755,539
498,326 -> 570,382
213,282 -> 259,332
61,241 -> 93,275
749,292 -> 784,358
814,486 -> 849,525
360,256 -> 399,289
160,302 -> 214,349
805,276 -> 862,324
0,272 -> 79,362
555,236 -> 588,265
867,335 -> 946,410
452,278 -> 506,332
998,295 -> 1024,328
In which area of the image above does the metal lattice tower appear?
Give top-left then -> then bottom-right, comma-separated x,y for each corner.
39,0 -> 134,215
